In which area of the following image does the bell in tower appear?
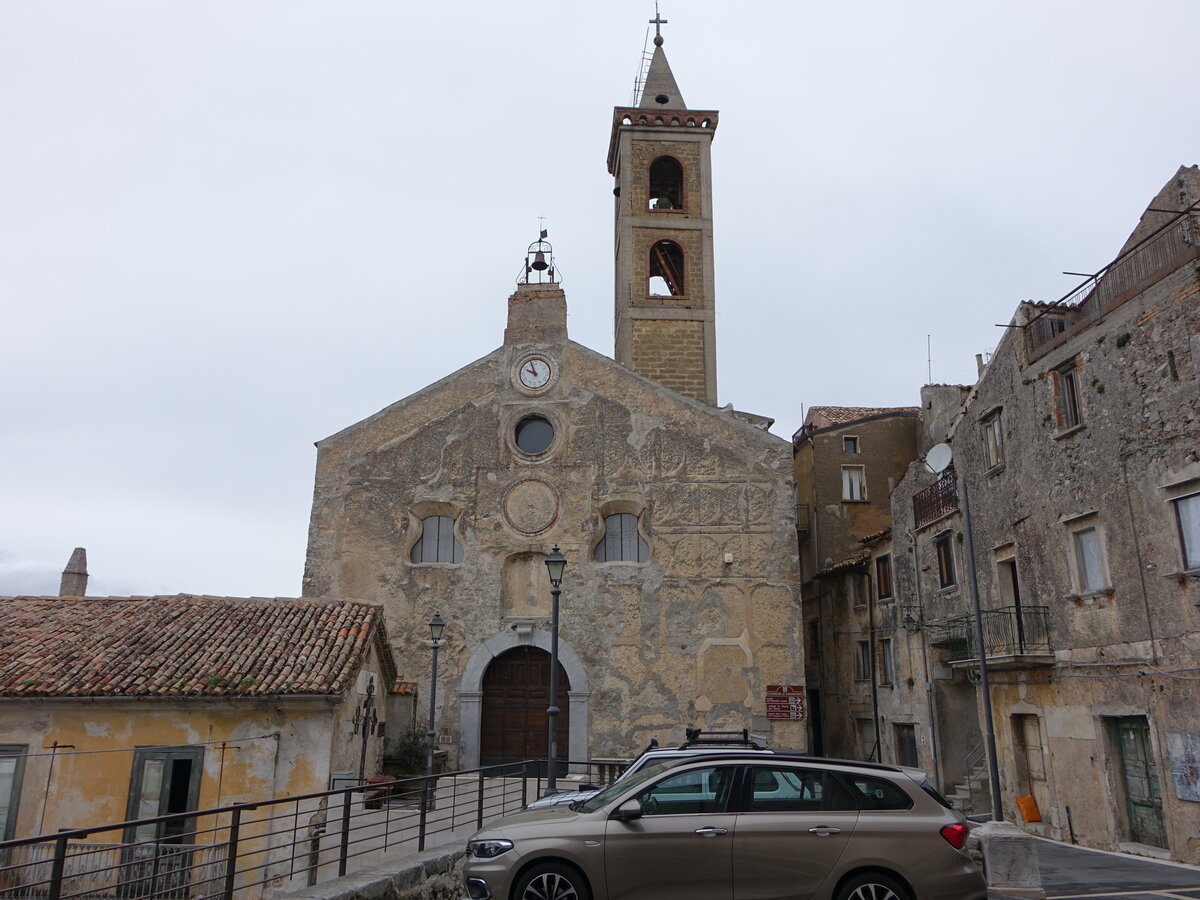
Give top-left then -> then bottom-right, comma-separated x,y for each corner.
606,11 -> 719,406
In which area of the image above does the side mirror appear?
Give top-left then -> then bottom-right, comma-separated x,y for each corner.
612,799 -> 643,822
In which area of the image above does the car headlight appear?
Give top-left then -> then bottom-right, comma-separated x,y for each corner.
469,839 -> 514,859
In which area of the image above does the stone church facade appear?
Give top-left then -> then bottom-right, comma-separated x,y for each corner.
301,37 -> 805,769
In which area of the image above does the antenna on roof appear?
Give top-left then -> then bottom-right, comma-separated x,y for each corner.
631,28 -> 653,105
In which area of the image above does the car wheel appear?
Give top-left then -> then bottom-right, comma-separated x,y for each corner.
835,871 -> 911,900
514,863 -> 591,900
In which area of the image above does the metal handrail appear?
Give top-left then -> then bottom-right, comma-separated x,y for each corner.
943,605 -> 1052,662
0,759 -> 563,900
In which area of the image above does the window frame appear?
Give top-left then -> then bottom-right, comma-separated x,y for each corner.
1055,359 -> 1083,430
1171,492 -> 1200,571
878,638 -> 895,686
875,554 -> 894,602
854,641 -> 871,682
982,410 -> 1004,470
842,465 -> 866,502
842,435 -> 860,454
0,745 -> 27,842
648,239 -> 686,297
411,515 -> 464,565
593,512 -> 651,564
934,532 -> 957,589
1069,524 -> 1110,594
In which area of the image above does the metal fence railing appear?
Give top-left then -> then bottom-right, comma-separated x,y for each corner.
0,759 -> 626,900
913,472 -> 958,531
940,605 -> 1052,663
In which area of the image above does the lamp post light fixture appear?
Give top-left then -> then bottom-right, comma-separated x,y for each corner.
425,612 -> 446,811
544,546 -> 567,794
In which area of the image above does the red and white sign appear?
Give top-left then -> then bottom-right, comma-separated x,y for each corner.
765,684 -> 806,720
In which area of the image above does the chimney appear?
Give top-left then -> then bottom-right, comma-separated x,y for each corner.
505,284 -> 568,346
60,548 -> 88,597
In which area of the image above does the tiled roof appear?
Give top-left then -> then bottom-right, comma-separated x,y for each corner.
808,406 -> 920,425
0,595 -> 388,698
816,553 -> 870,577
859,528 -> 892,545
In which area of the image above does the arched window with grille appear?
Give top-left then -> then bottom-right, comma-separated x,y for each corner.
411,515 -> 464,564
648,240 -> 685,296
594,513 -> 650,563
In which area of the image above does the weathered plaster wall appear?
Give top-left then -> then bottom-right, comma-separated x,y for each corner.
304,291 -> 805,765
2,700 -> 339,839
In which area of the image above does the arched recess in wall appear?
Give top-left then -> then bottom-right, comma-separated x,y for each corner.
648,239 -> 685,297
458,630 -> 590,770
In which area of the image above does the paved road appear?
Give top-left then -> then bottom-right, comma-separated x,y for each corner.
989,837 -> 1200,900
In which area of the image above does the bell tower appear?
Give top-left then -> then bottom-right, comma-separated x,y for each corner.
607,16 -> 719,406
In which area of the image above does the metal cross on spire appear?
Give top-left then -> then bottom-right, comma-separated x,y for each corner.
649,3 -> 667,45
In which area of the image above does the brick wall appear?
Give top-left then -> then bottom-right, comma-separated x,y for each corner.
632,318 -> 707,402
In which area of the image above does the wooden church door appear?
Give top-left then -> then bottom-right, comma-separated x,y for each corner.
480,646 -> 569,772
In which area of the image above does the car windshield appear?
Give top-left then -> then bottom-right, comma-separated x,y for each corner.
575,761 -> 675,813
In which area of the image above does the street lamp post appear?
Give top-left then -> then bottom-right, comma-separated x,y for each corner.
425,612 -> 445,811
544,546 -> 567,794
924,444 -> 1003,822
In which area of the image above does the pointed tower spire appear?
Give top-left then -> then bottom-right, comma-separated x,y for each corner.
639,6 -> 686,109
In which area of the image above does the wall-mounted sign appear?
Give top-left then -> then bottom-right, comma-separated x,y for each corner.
766,684 -> 806,720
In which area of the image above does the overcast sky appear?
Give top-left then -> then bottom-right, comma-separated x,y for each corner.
2,1 -> 1197,598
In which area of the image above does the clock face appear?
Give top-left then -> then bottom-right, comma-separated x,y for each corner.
518,357 -> 552,389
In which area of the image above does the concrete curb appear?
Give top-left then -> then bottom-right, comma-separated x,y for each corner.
275,847 -> 467,900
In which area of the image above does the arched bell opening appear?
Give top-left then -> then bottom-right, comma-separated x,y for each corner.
647,156 -> 684,211
648,239 -> 685,297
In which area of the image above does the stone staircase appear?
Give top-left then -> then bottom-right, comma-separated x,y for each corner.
946,743 -> 989,814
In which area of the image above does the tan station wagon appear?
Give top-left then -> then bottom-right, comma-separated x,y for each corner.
464,753 -> 986,900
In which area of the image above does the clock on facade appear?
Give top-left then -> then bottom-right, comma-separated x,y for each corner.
517,356 -> 552,390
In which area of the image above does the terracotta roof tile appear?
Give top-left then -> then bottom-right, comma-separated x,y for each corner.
808,406 -> 920,425
0,595 -> 385,698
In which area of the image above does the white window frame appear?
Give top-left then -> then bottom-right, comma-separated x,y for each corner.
842,466 -> 866,502
843,435 -> 860,454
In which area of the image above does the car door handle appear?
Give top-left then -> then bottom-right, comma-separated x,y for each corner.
694,827 -> 729,837
808,826 -> 842,837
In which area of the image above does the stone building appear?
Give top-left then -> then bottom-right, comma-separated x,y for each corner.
888,167 -> 1200,862
301,34 -> 806,770
791,406 -> 919,759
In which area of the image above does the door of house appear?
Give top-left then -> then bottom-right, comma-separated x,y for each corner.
1115,717 -> 1166,848
480,646 -> 569,772
120,746 -> 204,898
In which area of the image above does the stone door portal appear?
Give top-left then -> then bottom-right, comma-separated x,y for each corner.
480,646 -> 570,772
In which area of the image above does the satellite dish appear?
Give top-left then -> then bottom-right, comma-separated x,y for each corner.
925,443 -> 953,475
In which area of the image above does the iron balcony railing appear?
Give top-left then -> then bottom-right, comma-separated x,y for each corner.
940,605 -> 1052,663
913,472 -> 958,530
0,759 -> 617,900
1027,213 -> 1198,358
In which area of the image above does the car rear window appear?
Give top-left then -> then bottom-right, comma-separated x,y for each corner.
919,779 -> 955,810
842,774 -> 914,810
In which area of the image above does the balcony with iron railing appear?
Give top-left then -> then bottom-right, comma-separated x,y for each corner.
933,605 -> 1054,669
913,471 -> 958,530
1026,212 -> 1198,361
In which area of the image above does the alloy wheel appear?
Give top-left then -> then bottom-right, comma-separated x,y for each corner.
520,871 -> 581,900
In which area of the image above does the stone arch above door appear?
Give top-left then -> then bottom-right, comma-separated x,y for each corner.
459,628 -> 590,770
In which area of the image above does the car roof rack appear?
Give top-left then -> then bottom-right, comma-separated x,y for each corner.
678,728 -> 766,750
